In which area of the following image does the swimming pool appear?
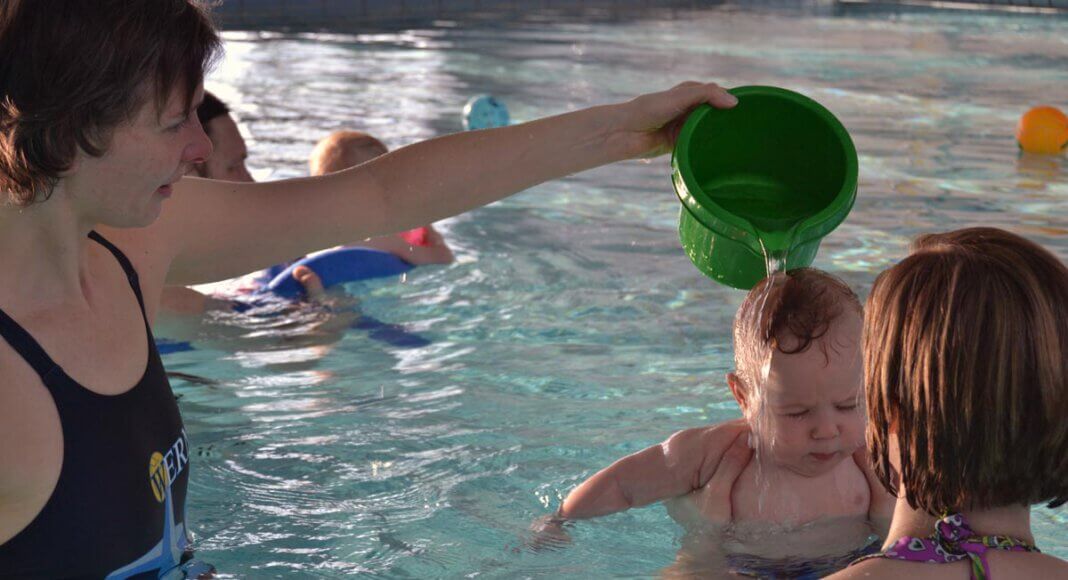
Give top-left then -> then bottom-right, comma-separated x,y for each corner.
158,3 -> 1068,576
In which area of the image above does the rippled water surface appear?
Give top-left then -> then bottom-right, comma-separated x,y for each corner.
160,4 -> 1068,576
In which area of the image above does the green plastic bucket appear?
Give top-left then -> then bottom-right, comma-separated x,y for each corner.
672,86 -> 858,290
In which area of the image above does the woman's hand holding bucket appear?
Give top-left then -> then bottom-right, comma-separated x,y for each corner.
609,82 -> 739,159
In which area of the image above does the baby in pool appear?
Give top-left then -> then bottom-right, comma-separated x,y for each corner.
552,268 -> 894,536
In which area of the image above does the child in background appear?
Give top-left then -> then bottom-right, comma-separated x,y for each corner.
307,130 -> 454,270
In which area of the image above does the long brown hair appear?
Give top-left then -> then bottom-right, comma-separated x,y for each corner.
865,227 -> 1068,513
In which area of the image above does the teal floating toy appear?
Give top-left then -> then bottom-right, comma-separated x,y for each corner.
463,95 -> 510,130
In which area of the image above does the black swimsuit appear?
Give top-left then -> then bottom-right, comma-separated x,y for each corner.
0,231 -> 193,579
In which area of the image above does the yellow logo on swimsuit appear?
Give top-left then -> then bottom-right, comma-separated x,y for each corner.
147,432 -> 189,504
149,452 -> 168,503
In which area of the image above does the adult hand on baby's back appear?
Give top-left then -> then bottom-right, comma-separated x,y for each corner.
614,82 -> 737,159
693,428 -> 753,524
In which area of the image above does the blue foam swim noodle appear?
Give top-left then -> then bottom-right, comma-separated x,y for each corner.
261,247 -> 413,299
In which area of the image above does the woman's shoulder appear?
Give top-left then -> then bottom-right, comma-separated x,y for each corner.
827,549 -> 1067,580
989,549 -> 1068,577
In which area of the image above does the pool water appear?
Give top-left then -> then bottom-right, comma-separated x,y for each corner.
158,3 -> 1068,577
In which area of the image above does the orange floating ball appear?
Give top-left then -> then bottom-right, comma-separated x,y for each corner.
1016,106 -> 1068,155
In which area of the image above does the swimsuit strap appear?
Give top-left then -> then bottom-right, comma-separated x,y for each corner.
0,306 -> 63,382
88,230 -> 147,316
850,513 -> 1039,580
0,231 -> 144,384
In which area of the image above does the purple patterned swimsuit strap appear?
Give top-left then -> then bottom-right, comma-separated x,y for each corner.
849,513 -> 1039,580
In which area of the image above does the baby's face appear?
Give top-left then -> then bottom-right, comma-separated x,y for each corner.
754,309 -> 866,477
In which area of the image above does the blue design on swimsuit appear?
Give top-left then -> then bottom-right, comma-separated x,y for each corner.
105,476 -> 189,579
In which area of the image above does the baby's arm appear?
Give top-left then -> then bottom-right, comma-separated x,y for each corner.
558,419 -> 747,520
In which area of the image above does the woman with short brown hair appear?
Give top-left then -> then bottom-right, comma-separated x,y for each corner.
831,227 -> 1068,579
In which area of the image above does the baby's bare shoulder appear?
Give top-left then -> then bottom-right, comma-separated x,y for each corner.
697,418 -> 748,449
663,419 -> 747,454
